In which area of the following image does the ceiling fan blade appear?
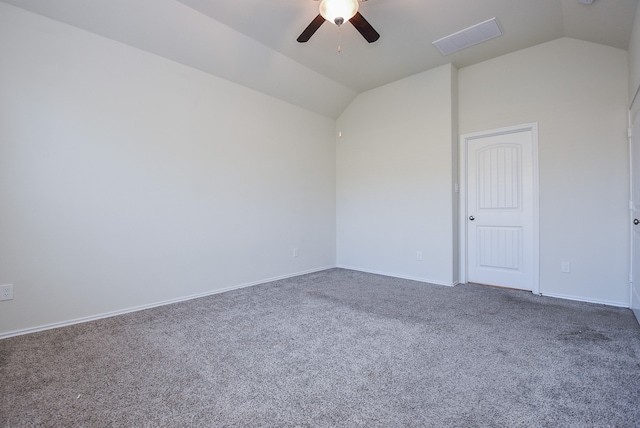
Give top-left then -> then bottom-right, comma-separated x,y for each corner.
297,14 -> 325,43
349,12 -> 380,43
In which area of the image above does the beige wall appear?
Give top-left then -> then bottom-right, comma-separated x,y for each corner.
336,64 -> 458,285
1,5 -> 633,337
0,5 -> 337,335
459,38 -> 629,305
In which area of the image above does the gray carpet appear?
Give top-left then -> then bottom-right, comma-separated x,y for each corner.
1,268 -> 639,427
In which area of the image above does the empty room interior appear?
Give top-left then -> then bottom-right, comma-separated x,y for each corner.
2,0 -> 640,425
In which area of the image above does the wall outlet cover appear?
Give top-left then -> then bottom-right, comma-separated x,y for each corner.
0,284 -> 13,301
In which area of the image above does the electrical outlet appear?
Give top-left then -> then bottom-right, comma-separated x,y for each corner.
0,284 -> 13,301
416,251 -> 423,261
293,248 -> 299,258
561,262 -> 571,273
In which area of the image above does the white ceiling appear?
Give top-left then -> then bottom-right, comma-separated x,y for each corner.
2,0 -> 638,118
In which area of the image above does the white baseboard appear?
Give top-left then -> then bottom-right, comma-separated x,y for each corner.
540,291 -> 628,308
0,266 -> 336,340
8,267 -> 626,339
336,265 -> 457,287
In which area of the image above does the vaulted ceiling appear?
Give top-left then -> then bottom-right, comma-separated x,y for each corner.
2,0 -> 638,118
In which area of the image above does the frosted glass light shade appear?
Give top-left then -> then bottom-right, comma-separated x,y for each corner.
319,0 -> 359,26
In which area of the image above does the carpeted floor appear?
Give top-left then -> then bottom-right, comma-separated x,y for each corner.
1,268 -> 639,427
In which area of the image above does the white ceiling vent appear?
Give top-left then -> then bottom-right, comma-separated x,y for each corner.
432,18 -> 503,56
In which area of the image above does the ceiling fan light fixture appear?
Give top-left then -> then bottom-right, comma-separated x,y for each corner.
319,0 -> 359,26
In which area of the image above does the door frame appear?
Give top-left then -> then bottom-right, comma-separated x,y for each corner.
628,107 -> 640,320
459,122 -> 540,295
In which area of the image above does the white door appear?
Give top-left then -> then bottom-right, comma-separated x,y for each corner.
464,125 -> 538,291
630,109 -> 640,321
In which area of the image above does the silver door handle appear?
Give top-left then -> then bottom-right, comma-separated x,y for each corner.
469,216 -> 475,221
634,219 -> 639,225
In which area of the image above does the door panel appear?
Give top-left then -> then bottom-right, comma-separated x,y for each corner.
477,226 -> 521,270
476,145 -> 521,210
467,130 -> 534,291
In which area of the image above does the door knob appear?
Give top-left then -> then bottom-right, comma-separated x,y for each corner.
469,216 -> 475,221
635,219 -> 639,225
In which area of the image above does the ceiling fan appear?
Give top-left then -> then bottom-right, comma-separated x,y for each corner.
297,0 -> 380,43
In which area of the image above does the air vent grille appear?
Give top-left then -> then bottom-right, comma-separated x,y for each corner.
432,18 -> 502,56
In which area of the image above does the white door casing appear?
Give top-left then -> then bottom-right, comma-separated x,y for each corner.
459,123 -> 539,294
629,108 -> 640,320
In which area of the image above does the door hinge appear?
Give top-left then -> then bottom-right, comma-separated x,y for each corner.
630,273 -> 633,283
630,200 -> 635,210
629,127 -> 633,138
